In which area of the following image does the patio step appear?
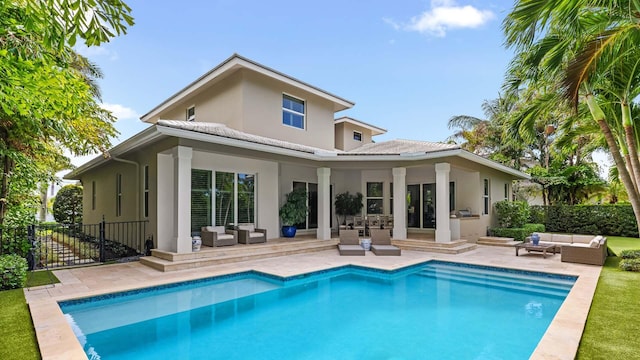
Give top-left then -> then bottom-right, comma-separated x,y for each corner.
140,239 -> 339,272
477,236 -> 521,247
392,239 -> 477,254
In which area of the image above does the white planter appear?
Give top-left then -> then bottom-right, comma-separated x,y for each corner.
192,236 -> 202,252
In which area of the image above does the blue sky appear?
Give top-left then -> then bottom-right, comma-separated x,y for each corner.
74,0 -> 515,165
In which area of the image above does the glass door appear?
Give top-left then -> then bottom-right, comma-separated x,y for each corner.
422,183 -> 436,229
407,185 -> 420,228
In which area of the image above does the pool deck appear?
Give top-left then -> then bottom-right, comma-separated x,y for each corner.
24,244 -> 602,360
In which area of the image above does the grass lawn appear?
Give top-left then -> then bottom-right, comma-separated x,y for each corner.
0,289 -> 40,360
576,237 -> 640,359
0,271 -> 59,360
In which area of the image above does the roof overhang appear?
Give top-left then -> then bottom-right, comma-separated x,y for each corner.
67,125 -> 530,181
141,54 -> 355,122
334,117 -> 387,136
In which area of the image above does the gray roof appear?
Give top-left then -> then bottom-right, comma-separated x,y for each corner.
158,120 -> 338,155
344,139 -> 460,155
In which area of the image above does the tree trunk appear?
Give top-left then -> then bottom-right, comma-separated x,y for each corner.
586,94 -> 640,235
622,101 -> 640,194
0,154 -> 11,227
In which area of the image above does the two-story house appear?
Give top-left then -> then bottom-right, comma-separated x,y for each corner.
66,54 -> 528,255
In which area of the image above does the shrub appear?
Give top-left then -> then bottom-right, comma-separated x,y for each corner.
619,258 -> 640,272
619,249 -> 640,259
0,254 -> 28,290
524,223 -> 545,234
490,227 -> 529,242
495,200 -> 530,228
529,204 -> 638,237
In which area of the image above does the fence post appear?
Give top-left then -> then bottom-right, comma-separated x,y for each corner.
27,224 -> 36,270
99,217 -> 106,262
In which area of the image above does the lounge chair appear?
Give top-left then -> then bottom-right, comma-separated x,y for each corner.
370,229 -> 401,256
201,226 -> 238,247
236,223 -> 267,244
338,229 -> 365,256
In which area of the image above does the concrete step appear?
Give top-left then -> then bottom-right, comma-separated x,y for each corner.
392,239 -> 477,254
141,239 -> 339,272
477,236 -> 521,247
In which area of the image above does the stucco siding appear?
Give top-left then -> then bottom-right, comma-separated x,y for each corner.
157,74 -> 244,126
241,71 -> 335,150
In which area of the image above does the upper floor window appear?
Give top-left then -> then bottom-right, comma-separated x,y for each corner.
282,94 -> 305,129
186,106 -> 195,121
353,131 -> 362,141
116,173 -> 123,217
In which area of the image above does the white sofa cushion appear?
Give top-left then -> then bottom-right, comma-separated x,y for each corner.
249,232 -> 263,238
572,235 -> 594,244
217,234 -> 234,240
238,224 -> 255,232
570,243 -> 592,248
538,233 -> 553,241
589,238 -> 601,248
212,226 -> 226,235
551,234 -> 573,243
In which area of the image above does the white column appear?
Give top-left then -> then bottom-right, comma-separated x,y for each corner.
157,153 -> 174,252
317,167 -> 331,240
173,146 -> 193,253
392,168 -> 407,240
435,163 -> 451,243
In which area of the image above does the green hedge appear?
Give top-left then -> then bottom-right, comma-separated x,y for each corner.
529,205 -> 638,237
619,249 -> 640,259
0,254 -> 27,290
490,228 -> 528,241
619,258 -> 640,272
495,200 -> 530,228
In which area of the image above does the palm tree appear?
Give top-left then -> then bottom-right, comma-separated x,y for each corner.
503,0 -> 640,234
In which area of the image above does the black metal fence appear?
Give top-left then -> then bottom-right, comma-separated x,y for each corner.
0,220 -> 148,270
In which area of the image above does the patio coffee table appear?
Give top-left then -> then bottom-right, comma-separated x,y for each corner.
515,242 -> 557,258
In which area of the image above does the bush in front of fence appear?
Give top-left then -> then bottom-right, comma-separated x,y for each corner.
529,205 -> 638,237
0,254 -> 27,290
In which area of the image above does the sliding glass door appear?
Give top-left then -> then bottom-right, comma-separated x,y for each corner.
191,169 -> 256,233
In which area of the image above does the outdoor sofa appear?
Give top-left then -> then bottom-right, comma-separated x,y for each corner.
201,226 -> 237,247
235,223 -> 267,244
527,233 -> 607,266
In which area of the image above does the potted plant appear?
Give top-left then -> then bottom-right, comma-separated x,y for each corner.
279,188 -> 309,237
334,191 -> 364,227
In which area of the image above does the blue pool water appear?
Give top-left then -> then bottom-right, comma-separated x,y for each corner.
60,261 -> 576,359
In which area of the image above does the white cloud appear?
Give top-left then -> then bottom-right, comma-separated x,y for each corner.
75,44 -> 119,61
101,103 -> 140,120
386,0 -> 494,37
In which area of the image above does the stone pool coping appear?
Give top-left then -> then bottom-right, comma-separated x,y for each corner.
24,246 -> 601,360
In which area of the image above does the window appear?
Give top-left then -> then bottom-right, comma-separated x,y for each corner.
449,181 -> 455,212
353,131 -> 362,141
389,182 -> 393,214
366,182 -> 383,215
91,181 -> 96,210
186,106 -> 195,121
504,183 -> 509,199
483,179 -> 490,215
116,173 -> 122,217
282,94 -> 305,129
191,169 -> 212,233
144,165 -> 149,218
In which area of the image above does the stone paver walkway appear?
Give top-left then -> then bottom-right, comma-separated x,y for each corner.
25,245 -> 602,360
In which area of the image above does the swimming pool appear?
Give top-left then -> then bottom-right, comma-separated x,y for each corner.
60,261 -> 576,359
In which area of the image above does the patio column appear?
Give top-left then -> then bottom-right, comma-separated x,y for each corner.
156,152 -> 174,252
435,163 -> 451,243
317,167 -> 331,240
392,167 -> 407,240
173,146 -> 193,253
